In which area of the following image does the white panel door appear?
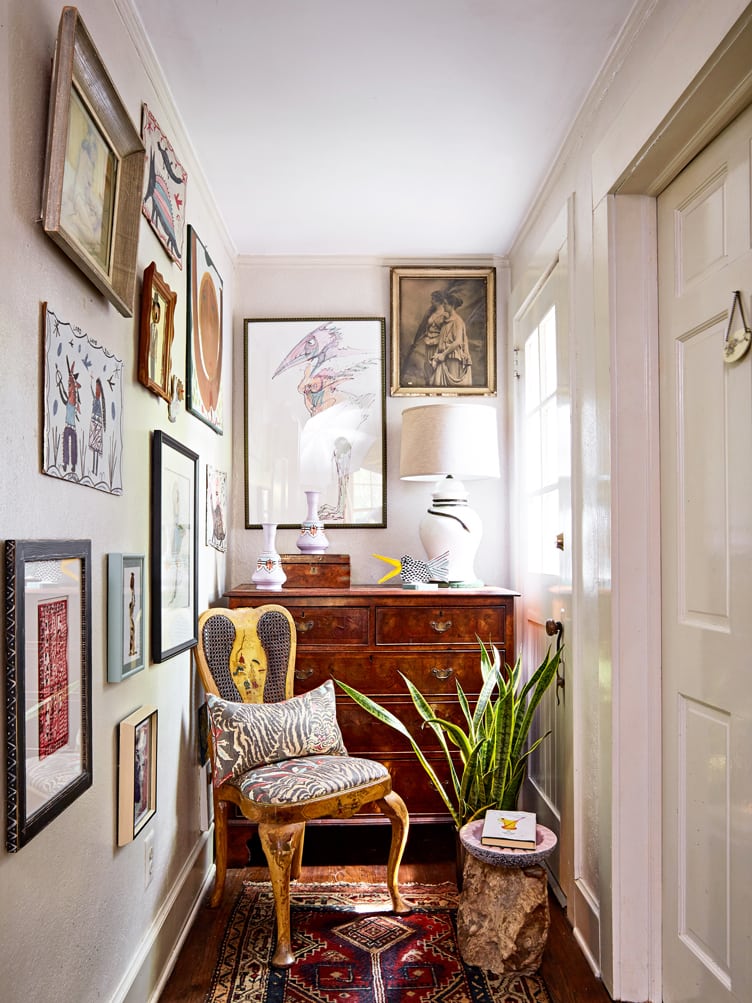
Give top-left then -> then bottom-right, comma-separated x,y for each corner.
515,256 -> 573,906
658,102 -> 752,1003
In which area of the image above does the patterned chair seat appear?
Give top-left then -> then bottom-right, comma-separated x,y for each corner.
230,754 -> 390,805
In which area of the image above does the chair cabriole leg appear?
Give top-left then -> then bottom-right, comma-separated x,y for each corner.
259,820 -> 306,967
378,790 -> 410,913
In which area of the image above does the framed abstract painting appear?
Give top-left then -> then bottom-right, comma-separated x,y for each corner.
243,317 -> 386,528
187,226 -> 224,433
4,539 -> 92,851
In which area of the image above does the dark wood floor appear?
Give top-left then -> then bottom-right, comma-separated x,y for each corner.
159,824 -> 613,1003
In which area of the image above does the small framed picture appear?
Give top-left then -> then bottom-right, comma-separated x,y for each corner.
4,539 -> 92,851
138,262 -> 177,401
390,266 -> 496,396
117,706 -> 157,845
107,554 -> 146,682
40,8 -> 145,317
150,431 -> 199,662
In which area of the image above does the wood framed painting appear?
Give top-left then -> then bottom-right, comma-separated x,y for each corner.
41,7 -> 145,317
150,431 -> 199,662
4,539 -> 92,851
117,706 -> 157,845
244,317 -> 386,528
390,266 -> 497,396
187,226 -> 224,433
43,304 -> 124,495
140,103 -> 188,268
138,262 -> 177,402
107,553 -> 145,682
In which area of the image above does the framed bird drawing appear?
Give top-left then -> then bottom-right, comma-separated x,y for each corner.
243,317 -> 386,529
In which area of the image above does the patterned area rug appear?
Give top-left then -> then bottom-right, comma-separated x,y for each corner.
206,881 -> 553,1003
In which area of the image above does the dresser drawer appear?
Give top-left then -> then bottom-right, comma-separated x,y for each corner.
375,603 -> 506,646
285,605 -> 369,646
335,695 -> 471,753
293,650 -> 483,696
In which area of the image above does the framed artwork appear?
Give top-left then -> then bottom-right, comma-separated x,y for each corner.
141,104 -> 188,267
4,539 -> 92,851
390,266 -> 497,396
206,464 -> 228,552
117,706 -> 157,845
43,305 -> 124,495
138,262 -> 177,401
150,431 -> 199,662
40,7 -> 145,317
107,554 -> 145,683
244,317 -> 386,528
187,226 -> 224,433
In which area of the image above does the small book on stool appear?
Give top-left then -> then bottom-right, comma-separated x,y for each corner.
480,809 -> 537,849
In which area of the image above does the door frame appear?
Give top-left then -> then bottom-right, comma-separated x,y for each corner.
595,9 -> 752,1002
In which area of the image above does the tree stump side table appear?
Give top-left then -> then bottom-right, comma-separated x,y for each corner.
456,819 -> 558,975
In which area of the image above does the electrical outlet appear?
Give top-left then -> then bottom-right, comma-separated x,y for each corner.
144,830 -> 155,889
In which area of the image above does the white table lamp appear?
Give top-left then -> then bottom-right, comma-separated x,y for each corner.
399,403 -> 500,587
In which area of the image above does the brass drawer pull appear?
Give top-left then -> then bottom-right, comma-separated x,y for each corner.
294,666 -> 314,681
431,666 -> 454,681
430,619 -> 452,633
296,619 -> 315,633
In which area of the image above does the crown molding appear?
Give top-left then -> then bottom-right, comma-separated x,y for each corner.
114,0 -> 237,263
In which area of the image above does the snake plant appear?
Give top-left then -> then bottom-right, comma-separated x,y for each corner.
336,639 -> 561,830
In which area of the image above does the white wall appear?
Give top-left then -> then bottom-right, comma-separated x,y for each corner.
0,1 -> 233,1000
229,257 -> 513,594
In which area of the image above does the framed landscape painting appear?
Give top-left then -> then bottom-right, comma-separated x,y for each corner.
390,266 -> 496,396
4,539 -> 92,851
41,7 -> 145,316
244,317 -> 386,528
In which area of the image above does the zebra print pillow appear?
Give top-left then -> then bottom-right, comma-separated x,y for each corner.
207,680 -> 347,786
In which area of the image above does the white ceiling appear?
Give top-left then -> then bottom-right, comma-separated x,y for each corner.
130,0 -> 636,258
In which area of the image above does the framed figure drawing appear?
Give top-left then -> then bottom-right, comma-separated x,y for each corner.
40,7 -> 145,317
4,539 -> 92,851
244,317 -> 386,528
138,262 -> 176,401
43,305 -> 124,495
117,705 -> 157,845
187,226 -> 224,433
150,431 -> 198,662
390,266 -> 496,396
107,553 -> 145,682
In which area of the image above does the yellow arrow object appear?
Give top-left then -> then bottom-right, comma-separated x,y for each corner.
372,553 -> 402,584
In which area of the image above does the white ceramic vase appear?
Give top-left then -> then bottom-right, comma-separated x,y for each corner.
251,522 -> 286,590
296,490 -> 329,555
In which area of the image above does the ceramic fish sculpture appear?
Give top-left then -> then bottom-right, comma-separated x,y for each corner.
372,552 -> 450,586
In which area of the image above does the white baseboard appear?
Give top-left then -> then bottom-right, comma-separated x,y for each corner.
111,828 -> 214,1003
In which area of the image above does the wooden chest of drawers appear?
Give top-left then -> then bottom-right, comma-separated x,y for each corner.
223,584 -> 517,828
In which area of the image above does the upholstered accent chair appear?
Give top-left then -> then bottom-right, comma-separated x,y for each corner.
194,604 -> 410,966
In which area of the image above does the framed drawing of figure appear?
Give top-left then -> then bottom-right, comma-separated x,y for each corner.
138,263 -> 177,401
390,266 -> 496,396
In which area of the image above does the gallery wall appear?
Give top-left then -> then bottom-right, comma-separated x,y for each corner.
0,1 -> 233,1000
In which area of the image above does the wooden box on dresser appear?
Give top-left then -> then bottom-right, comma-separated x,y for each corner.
223,584 -> 517,863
